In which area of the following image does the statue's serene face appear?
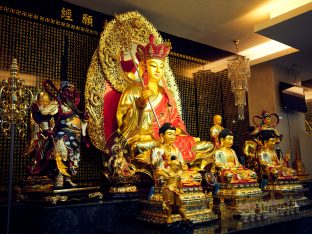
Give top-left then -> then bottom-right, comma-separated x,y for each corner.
214,115 -> 222,125
266,138 -> 276,149
146,59 -> 164,81
263,116 -> 271,125
222,135 -> 234,148
117,150 -> 124,158
161,129 -> 176,144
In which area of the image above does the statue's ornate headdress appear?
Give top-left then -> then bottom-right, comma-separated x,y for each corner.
253,110 -> 280,127
136,34 -> 170,62
261,110 -> 271,119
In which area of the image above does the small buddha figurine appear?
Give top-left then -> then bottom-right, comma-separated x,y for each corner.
210,114 -> 224,148
152,123 -> 202,187
156,156 -> 190,224
214,129 -> 257,184
258,130 -> 297,180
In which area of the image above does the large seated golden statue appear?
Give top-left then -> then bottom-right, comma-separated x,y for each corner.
258,130 -> 297,180
84,12 -> 218,224
215,129 -> 257,184
85,12 -> 212,165
117,35 -> 196,161
117,35 -> 213,162
85,12 -> 213,188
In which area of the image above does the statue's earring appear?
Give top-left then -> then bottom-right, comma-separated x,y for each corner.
160,136 -> 164,143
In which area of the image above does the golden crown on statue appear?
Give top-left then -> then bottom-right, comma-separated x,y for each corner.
136,34 -> 171,62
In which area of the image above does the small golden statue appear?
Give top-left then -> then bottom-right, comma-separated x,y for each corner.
139,122 -> 217,224
255,129 -> 307,208
293,146 -> 310,178
214,129 -> 257,184
213,129 -> 263,219
210,114 -> 224,148
103,131 -> 137,193
156,157 -> 190,224
151,123 -> 202,187
258,130 -> 297,180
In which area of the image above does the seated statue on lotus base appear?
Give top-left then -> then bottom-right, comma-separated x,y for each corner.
212,129 -> 266,220
138,123 -> 217,224
257,130 -> 310,207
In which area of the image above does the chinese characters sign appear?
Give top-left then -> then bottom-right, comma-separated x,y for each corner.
60,7 -> 94,27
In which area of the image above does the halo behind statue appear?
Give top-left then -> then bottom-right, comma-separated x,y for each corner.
85,11 -> 182,152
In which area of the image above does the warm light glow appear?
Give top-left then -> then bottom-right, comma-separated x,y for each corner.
251,0 -> 311,20
185,39 -> 297,75
269,0 -> 311,18
305,89 -> 312,101
184,0 -> 309,76
239,40 -> 297,61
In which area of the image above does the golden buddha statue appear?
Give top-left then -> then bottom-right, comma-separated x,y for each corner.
258,130 -> 297,180
116,34 -> 212,162
214,129 -> 257,184
151,123 -> 202,187
210,114 -> 224,148
210,115 -> 224,148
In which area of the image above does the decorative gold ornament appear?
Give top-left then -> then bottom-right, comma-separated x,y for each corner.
85,11 -> 182,151
43,195 -> 68,205
227,40 -> 250,120
0,58 -> 33,138
293,145 -> 310,177
85,49 -> 106,151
